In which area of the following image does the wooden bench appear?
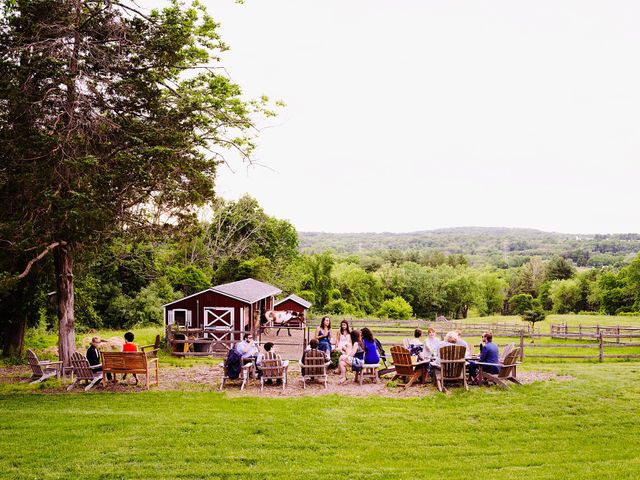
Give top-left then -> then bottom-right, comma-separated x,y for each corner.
355,364 -> 379,385
102,351 -> 159,389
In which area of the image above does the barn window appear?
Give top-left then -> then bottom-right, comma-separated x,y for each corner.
168,309 -> 191,327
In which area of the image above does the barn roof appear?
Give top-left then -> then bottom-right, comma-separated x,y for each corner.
274,294 -> 312,309
163,278 -> 281,307
211,278 -> 282,304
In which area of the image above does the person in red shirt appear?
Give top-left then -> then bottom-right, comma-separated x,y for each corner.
122,331 -> 138,383
122,331 -> 138,352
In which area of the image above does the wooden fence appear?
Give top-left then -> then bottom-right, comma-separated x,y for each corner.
306,319 -> 640,362
551,323 -> 640,342
518,333 -> 640,362
307,317 -> 539,337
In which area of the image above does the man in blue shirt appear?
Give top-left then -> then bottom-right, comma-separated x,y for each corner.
468,332 -> 499,384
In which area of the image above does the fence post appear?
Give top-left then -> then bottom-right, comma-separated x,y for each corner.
579,324 -> 582,340
519,332 -> 525,362
617,325 -> 620,344
599,332 -> 604,363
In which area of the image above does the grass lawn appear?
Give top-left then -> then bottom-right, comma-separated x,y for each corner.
1,362 -> 639,479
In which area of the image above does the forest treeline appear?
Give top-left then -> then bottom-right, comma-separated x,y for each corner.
300,228 -> 640,268
3,195 -> 640,356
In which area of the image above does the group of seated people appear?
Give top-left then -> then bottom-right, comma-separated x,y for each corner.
313,317 -> 380,383
407,328 -> 501,384
232,317 -> 503,387
85,331 -> 139,382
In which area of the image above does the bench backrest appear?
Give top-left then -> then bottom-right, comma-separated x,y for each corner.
261,351 -> 284,380
102,351 -> 148,373
390,346 -> 414,378
26,349 -> 44,376
302,349 -> 328,377
439,345 -> 466,379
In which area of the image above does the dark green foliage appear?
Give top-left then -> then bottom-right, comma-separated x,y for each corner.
509,293 -> 534,315
545,256 -> 576,281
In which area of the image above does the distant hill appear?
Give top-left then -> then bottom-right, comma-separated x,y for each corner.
298,227 -> 640,267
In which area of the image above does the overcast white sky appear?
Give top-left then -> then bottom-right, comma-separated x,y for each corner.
201,0 -> 640,234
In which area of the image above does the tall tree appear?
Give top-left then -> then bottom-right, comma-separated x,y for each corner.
0,0 -> 274,361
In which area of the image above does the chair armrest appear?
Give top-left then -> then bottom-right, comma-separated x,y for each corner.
474,361 -> 501,367
40,361 -> 63,366
89,364 -> 102,370
282,360 -> 290,367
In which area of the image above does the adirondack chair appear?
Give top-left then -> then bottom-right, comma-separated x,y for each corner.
141,335 -> 161,358
299,348 -> 331,389
259,351 -> 289,390
220,360 -> 254,391
479,347 -> 522,388
67,351 -> 103,391
432,345 -> 468,393
390,346 -> 424,388
26,349 -> 62,384
499,343 -> 515,363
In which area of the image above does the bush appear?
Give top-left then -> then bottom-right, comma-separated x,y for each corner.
377,297 -> 413,320
509,294 -> 533,315
522,304 -> 547,326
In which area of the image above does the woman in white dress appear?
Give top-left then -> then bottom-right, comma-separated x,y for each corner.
334,320 -> 352,353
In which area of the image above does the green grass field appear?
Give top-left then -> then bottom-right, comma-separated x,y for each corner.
3,315 -> 640,478
1,362 -> 639,479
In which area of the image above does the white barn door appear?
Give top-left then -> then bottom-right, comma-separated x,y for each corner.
203,307 -> 235,349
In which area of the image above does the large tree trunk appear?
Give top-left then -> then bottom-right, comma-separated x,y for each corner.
54,244 -> 75,366
2,314 -> 27,357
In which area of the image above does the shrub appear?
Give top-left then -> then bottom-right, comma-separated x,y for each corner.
377,296 -> 413,320
509,294 -> 533,315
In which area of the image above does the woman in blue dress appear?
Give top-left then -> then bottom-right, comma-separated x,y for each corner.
361,327 -> 380,365
316,316 -> 332,354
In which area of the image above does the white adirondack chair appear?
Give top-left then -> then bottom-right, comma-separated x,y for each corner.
26,349 -> 62,384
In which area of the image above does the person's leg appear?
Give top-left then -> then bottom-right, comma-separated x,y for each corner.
338,355 -> 348,383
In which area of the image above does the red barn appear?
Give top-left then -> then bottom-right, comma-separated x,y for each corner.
273,294 -> 312,327
163,278 -> 281,350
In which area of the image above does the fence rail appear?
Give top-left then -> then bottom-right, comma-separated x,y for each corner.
307,317 -> 539,337
551,323 -> 640,341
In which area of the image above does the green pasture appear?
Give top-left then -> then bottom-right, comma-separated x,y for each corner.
1,362 -> 639,479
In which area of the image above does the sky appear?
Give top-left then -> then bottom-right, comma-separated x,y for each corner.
199,0 -> 640,234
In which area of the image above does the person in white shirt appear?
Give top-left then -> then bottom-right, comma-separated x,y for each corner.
235,332 -> 259,359
424,327 -> 440,356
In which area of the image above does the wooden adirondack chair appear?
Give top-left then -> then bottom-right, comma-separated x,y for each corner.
67,351 -> 103,391
259,351 -> 289,390
26,349 -> 62,384
299,348 -> 330,389
219,359 -> 254,391
499,343 -> 515,363
480,347 -> 522,388
141,335 -> 161,358
390,346 -> 424,388
432,345 -> 467,393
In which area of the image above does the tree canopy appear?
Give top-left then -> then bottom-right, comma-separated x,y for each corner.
0,0 -> 276,361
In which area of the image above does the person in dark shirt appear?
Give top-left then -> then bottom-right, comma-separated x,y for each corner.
86,336 -> 110,380
468,332 -> 499,384
86,337 -> 102,368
